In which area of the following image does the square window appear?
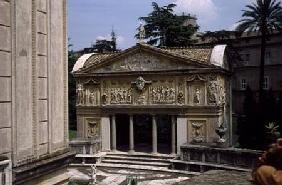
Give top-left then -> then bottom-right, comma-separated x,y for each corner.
241,79 -> 247,90
263,76 -> 269,90
265,51 -> 271,64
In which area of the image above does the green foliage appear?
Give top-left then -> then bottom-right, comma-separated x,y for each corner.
69,130 -> 77,140
236,0 -> 282,34
237,87 -> 282,149
91,30 -> 118,53
94,39 -> 116,53
68,39 -> 79,130
200,30 -> 237,44
137,2 -> 198,47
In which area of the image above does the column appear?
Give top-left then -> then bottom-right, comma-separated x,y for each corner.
111,115 -> 116,151
171,115 -> 176,155
152,115 -> 157,154
177,117 -> 187,154
101,116 -> 111,151
129,115 -> 134,153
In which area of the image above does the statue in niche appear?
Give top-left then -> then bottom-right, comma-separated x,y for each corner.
76,84 -> 84,105
208,81 -> 218,104
88,90 -> 96,105
194,88 -> 200,104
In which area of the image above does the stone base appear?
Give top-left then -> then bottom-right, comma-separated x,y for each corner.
13,150 -> 75,185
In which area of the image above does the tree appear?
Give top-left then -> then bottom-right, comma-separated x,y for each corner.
236,0 -> 282,103
90,30 -> 118,53
137,2 -> 198,47
68,39 -> 79,131
200,30 -> 237,44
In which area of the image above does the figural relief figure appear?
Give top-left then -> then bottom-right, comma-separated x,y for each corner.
88,90 -> 96,105
177,91 -> 185,104
76,84 -> 84,105
208,81 -> 218,104
194,88 -> 201,104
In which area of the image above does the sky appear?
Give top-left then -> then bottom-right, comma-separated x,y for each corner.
68,0 -> 252,51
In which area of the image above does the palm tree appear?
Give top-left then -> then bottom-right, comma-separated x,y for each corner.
236,0 -> 282,102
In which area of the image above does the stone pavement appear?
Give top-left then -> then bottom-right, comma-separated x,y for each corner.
68,167 -> 256,185
178,170 -> 255,185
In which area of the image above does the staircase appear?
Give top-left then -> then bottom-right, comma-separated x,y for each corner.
95,152 -> 200,175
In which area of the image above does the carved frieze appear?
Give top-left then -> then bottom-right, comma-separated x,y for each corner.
110,88 -> 132,104
150,85 -> 176,104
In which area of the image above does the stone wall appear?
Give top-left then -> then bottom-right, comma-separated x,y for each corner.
0,0 -> 68,167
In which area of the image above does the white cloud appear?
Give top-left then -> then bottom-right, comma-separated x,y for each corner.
173,0 -> 218,22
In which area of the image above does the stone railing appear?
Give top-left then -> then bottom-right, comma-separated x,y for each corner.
179,144 -> 262,169
69,138 -> 101,155
0,156 -> 12,185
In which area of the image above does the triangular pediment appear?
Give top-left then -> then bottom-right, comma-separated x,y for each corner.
76,44 -> 215,74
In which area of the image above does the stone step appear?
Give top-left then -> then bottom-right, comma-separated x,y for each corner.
106,151 -> 175,160
101,159 -> 171,167
70,163 -> 201,176
171,160 -> 251,172
103,155 -> 172,163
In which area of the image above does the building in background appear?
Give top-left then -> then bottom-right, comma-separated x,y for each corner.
0,0 -> 73,184
231,32 -> 282,114
198,31 -> 282,115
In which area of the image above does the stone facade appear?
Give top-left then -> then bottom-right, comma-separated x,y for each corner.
73,44 -> 232,154
0,0 -> 69,184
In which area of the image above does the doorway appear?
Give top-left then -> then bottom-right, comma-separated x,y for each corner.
116,114 -> 129,151
157,115 -> 171,154
134,114 -> 152,152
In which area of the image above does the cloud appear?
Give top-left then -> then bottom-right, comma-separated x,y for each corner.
172,0 -> 218,22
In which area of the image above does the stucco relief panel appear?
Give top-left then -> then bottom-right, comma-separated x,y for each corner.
84,118 -> 100,138
188,119 -> 207,143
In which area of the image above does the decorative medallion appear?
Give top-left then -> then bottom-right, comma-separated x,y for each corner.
131,76 -> 151,91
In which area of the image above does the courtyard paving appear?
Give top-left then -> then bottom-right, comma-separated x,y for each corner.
68,167 -> 256,185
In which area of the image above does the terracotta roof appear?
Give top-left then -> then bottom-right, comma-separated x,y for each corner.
160,47 -> 212,63
84,53 -> 118,68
